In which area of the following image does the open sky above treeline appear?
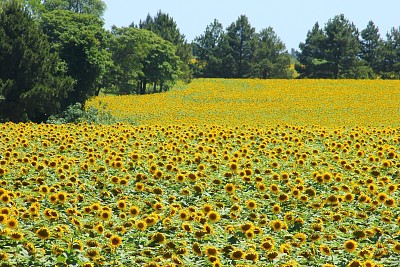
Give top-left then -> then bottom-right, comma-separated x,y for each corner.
102,0 -> 400,50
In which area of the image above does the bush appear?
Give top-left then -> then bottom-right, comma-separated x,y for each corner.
47,102 -> 116,124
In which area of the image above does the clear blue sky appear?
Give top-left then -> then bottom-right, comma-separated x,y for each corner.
102,0 -> 400,50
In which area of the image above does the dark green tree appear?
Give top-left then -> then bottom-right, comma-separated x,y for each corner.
324,14 -> 366,78
381,27 -> 400,79
42,0 -> 106,18
138,11 -> 192,81
0,0 -> 74,122
224,15 -> 256,78
41,10 -> 111,107
297,15 -> 373,79
105,27 -> 180,95
192,19 -> 225,77
296,22 -> 331,78
360,21 -> 383,75
252,27 -> 292,78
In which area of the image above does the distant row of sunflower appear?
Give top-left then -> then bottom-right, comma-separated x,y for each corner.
88,78 -> 400,127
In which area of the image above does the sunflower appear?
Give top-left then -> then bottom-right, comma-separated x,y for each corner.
5,217 -> 18,229
392,243 -> 400,253
181,222 -> 192,232
272,204 -> 281,213
0,214 -> 7,224
224,183 -> 235,194
278,193 -> 289,202
202,204 -> 213,214
230,249 -> 244,260
176,174 -> 185,183
279,243 -> 292,255
260,241 -> 274,251
129,206 -> 140,217
136,220 -> 147,231
293,232 -> 307,244
94,223 -> 105,234
85,249 -> 100,259
376,192 -> 388,203
240,222 -> 254,233
179,210 -> 190,221
244,250 -> 259,262
56,192 -> 67,203
36,227 -> 51,240
151,232 -> 166,244
344,240 -> 357,253
205,246 -> 218,257
192,242 -> 202,256
245,229 -> 255,239
270,220 -> 284,231
384,198 -> 396,207
269,184 -> 280,193
245,199 -> 257,210
99,210 -> 112,221
70,240 -> 84,251
319,244 -> 331,256
266,251 -> 279,260
9,231 -> 24,241
343,193 -> 354,202
229,162 -> 238,172
208,211 -> 220,222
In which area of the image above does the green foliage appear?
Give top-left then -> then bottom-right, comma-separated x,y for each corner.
296,15 -> 399,79
41,9 -> 112,107
42,0 -> 106,18
380,27 -> 400,79
105,27 -> 181,95
224,15 -> 256,78
360,21 -> 383,75
192,19 -> 224,77
138,11 -> 192,82
252,27 -> 292,78
192,16 -> 292,79
0,0 -> 74,123
46,102 -> 117,124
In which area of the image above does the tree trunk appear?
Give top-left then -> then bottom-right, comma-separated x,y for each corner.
140,80 -> 147,95
153,82 -> 157,93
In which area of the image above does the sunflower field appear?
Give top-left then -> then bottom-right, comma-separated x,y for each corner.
1,79 -> 400,267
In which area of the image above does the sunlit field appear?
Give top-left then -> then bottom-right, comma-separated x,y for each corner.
88,79 -> 400,127
1,79 -> 400,267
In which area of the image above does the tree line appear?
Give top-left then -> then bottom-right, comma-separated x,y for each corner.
1,0 -> 400,123
296,14 -> 400,79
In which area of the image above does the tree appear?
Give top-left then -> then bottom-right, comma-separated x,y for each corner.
41,10 -> 112,107
297,15 -> 373,79
0,0 -> 74,122
138,11 -> 192,81
105,27 -> 180,95
42,0 -> 106,18
380,27 -> 400,79
296,22 -> 331,78
360,21 -> 383,75
324,14 -> 365,78
224,15 -> 256,78
192,19 -> 225,77
252,27 -> 292,78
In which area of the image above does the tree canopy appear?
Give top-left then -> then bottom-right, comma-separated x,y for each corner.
192,15 -> 292,79
104,27 -> 181,95
296,14 -> 400,79
0,0 -> 74,122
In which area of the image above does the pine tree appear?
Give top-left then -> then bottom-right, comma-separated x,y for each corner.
0,0 -> 74,122
360,21 -> 383,74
